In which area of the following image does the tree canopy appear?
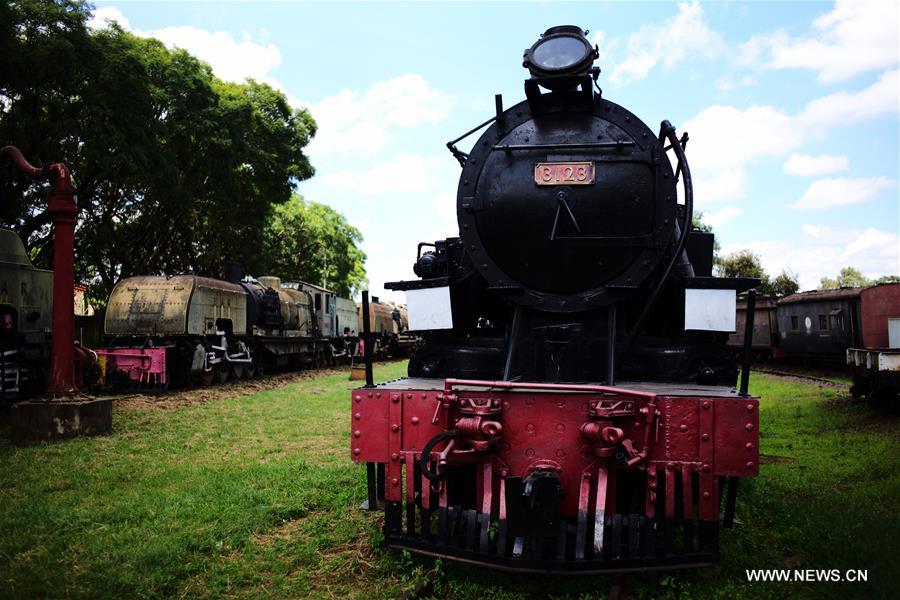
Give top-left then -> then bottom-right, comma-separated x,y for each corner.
716,249 -> 800,298
819,267 -> 898,290
259,195 -> 367,297
1,0 -> 364,305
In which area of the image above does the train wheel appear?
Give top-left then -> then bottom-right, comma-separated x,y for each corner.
255,359 -> 266,377
199,370 -> 215,387
215,365 -> 229,384
245,361 -> 256,378
231,364 -> 246,380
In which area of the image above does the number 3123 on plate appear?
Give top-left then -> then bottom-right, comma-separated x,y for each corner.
534,162 -> 595,185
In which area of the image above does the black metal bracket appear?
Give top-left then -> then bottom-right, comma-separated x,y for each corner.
446,114 -> 498,167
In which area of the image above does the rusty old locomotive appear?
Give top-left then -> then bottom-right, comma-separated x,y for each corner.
351,26 -> 759,573
97,270 -> 360,388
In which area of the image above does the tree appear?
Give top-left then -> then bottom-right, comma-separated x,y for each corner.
716,250 -> 767,281
259,195 -> 367,297
873,274 -> 900,285
819,267 -> 871,290
715,250 -> 799,297
692,211 -> 713,233
1,1 -> 318,305
769,269 -> 800,297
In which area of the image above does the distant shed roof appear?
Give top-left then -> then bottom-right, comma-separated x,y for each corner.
778,287 -> 863,305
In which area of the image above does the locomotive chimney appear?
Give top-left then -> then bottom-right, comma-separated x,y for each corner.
223,261 -> 244,283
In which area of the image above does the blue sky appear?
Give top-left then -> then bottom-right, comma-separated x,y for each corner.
90,1 -> 899,298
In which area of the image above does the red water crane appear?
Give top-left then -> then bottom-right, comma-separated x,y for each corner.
1,145 -> 78,396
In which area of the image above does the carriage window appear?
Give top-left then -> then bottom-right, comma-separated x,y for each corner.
829,312 -> 843,330
315,294 -> 322,311
325,294 -> 331,314
790,316 -> 798,330
818,315 -> 827,330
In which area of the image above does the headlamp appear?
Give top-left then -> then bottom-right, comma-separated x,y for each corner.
523,26 -> 597,81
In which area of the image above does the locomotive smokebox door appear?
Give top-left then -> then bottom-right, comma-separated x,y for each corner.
457,100 -> 677,313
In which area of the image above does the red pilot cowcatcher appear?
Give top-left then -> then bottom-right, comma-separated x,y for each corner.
351,377 -> 758,572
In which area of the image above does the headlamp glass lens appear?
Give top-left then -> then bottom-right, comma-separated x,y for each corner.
532,36 -> 588,70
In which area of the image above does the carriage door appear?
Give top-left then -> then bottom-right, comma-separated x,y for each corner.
889,318 -> 900,349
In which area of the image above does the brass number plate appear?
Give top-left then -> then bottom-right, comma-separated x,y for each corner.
534,162 -> 595,185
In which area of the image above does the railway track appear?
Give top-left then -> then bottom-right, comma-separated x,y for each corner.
750,365 -> 850,388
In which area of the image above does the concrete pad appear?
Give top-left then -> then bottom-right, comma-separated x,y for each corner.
9,398 -> 112,445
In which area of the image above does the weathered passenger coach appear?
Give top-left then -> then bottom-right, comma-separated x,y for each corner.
351,26 -> 759,573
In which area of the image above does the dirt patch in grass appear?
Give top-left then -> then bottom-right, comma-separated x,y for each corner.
111,368 -> 347,410
760,372 -> 850,389
760,454 -> 795,464
251,512 -> 315,547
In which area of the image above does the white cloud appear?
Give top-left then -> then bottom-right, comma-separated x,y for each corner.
591,30 -> 619,66
722,226 -> 900,290
801,224 -> 831,238
304,75 -> 452,159
740,0 -> 900,82
714,74 -> 758,91
704,206 -> 744,228
431,191 -> 457,222
783,154 -> 849,176
693,167 -> 748,207
788,176 -> 896,210
798,69 -> 900,127
87,6 -> 130,30
320,153 -> 458,197
682,105 -> 801,170
147,26 -> 283,86
682,70 -> 898,210
87,6 -> 283,86
682,106 -> 801,208
607,2 -> 726,86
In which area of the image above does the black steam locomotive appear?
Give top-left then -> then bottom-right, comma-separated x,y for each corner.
353,26 -> 759,573
396,26 -> 754,384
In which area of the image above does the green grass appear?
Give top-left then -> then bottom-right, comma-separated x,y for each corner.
1,366 -> 897,599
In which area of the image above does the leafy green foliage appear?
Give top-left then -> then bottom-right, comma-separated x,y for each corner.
716,250 -> 800,298
0,0 -> 342,306
691,211 -> 713,233
819,267 -> 874,290
259,195 -> 367,297
873,274 -> 900,284
768,269 -> 800,297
